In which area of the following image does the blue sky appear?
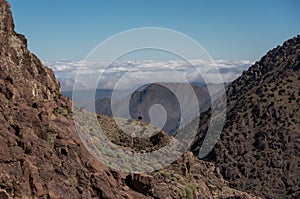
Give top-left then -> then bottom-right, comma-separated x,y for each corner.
9,0 -> 300,61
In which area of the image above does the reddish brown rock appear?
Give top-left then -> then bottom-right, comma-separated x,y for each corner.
0,189 -> 9,199
126,173 -> 154,195
0,0 -> 126,198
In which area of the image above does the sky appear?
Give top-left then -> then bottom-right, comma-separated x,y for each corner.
8,0 -> 300,62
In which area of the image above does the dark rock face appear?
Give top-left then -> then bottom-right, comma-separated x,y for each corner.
125,173 -> 154,195
193,35 -> 300,199
0,189 -> 9,199
0,1 -> 126,198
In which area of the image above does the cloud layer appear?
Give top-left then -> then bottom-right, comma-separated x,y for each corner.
44,59 -> 252,91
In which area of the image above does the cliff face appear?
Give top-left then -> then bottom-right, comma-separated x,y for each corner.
193,36 -> 300,198
0,1 -> 60,104
0,1 -> 129,198
0,0 -> 259,198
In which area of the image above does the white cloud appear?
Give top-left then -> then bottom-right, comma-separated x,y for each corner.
43,59 -> 253,91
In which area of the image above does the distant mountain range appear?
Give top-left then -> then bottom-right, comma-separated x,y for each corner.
68,83 -> 227,135
62,89 -> 113,105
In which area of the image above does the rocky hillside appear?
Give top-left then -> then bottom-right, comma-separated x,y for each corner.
0,0 -> 258,198
0,1 -> 138,198
192,36 -> 300,198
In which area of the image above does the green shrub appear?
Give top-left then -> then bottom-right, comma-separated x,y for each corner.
268,93 -> 275,97
4,97 -> 9,104
56,107 -> 63,114
278,89 -> 285,95
159,170 -> 171,179
46,125 -> 55,133
47,133 -> 54,144
64,177 -> 78,187
184,186 -> 194,199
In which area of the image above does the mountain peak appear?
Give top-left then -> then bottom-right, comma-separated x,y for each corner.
0,0 -> 61,104
0,0 -> 14,33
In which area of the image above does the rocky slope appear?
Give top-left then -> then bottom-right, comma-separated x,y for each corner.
0,0 -> 258,198
0,1 -> 139,198
192,35 -> 300,198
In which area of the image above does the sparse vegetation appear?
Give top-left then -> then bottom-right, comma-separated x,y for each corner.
46,125 -> 55,133
47,133 -> 54,144
64,177 -> 78,187
278,89 -> 286,95
159,170 -> 171,179
56,107 -> 64,114
4,97 -> 9,104
184,185 -> 194,199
